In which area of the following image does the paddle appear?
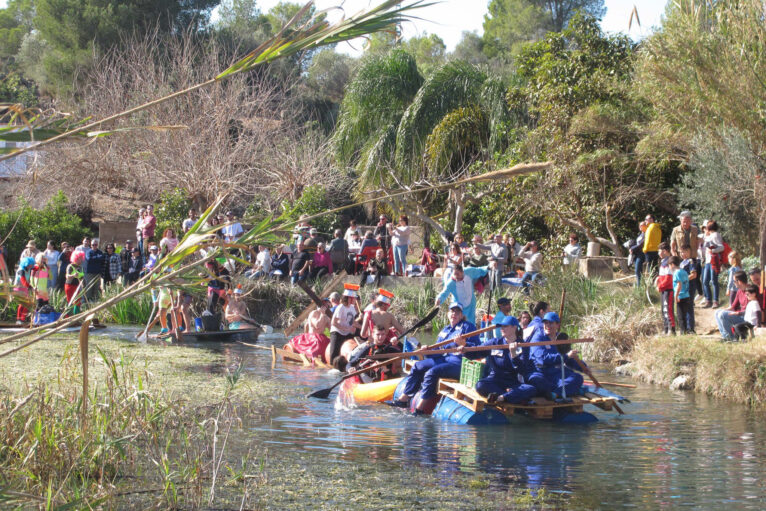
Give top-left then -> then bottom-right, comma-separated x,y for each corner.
367,337 -> 595,359
306,323 -> 496,399
398,305 -> 440,340
572,352 -> 625,414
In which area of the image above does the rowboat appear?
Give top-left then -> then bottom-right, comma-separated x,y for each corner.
271,345 -> 333,368
171,327 -> 261,343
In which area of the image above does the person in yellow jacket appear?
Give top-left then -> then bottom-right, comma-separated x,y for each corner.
643,214 -> 662,272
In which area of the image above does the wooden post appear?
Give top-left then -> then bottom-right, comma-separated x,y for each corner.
79,315 -> 92,426
284,271 -> 346,336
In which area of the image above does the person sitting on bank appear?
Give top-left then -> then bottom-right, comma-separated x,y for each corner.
310,242 -> 333,281
225,287 -> 257,330
360,230 -> 378,251
392,303 -> 479,412
270,244 -> 290,280
716,270 -> 749,342
286,297 -> 332,363
290,240 -> 312,285
528,312 -> 586,400
733,284 -> 761,341
461,315 -> 537,405
359,248 -> 388,288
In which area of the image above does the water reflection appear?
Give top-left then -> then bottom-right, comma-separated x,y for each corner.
107,327 -> 766,508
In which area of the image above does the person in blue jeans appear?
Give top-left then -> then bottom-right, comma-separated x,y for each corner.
716,270 -> 748,341
670,256 -> 695,334
630,221 -> 647,286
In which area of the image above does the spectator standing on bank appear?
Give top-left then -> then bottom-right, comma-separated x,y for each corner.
159,228 -> 179,256
103,243 -> 122,287
56,242 -> 72,291
182,209 -> 197,233
20,240 -> 39,261
480,234 -> 508,290
222,211 -> 244,243
562,234 -> 581,267
344,220 -> 361,244
643,214 -> 662,272
518,240 -> 543,289
700,220 -> 724,308
120,240 -> 136,281
142,205 -> 157,256
124,248 -> 142,285
630,221 -> 647,285
83,239 -> 105,301
329,229 -> 348,274
669,211 -> 699,261
374,215 -> 390,254
388,215 -> 411,277
135,207 -> 146,255
42,241 -> 60,289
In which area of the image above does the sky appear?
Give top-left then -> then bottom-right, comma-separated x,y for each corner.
251,0 -> 669,55
0,0 -> 669,52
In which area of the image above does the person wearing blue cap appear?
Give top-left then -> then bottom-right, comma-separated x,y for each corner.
463,315 -> 537,405
393,302 -> 480,411
435,263 -> 494,325
491,297 -> 513,339
527,311 -> 585,399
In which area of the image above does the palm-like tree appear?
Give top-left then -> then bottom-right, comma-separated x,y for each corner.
334,52 -> 513,236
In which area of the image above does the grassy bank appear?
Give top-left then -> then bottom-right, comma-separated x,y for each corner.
0,335 -> 289,509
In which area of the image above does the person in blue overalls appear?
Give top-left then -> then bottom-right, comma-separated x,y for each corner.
528,311 -> 585,400
463,315 -> 537,405
523,300 -> 550,341
393,302 -> 480,412
490,297 -> 513,339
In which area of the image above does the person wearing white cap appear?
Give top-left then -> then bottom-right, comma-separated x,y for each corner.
225,287 -> 256,330
359,289 -> 404,341
392,302 -> 480,412
222,211 -> 243,243
328,285 -> 361,368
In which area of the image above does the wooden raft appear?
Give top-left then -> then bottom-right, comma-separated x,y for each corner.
437,380 -> 618,419
271,345 -> 333,369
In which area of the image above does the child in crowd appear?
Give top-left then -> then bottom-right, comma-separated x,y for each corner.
655,242 -> 676,335
733,284 -> 761,340
670,255 -> 695,335
726,251 -> 742,306
679,244 -> 699,304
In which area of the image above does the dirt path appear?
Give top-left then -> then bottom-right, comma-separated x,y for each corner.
694,300 -> 719,335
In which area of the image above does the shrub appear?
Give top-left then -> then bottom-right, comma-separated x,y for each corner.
0,191 -> 92,264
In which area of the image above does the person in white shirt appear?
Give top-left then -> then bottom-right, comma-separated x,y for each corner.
222,210 -> 244,243
562,233 -> 581,266
42,240 -> 60,288
518,240 -> 543,291
246,245 -> 271,279
344,220 -> 361,244
734,284 -> 762,340
182,209 -> 197,233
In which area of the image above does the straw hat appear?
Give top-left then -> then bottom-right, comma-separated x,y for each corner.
25,240 -> 36,249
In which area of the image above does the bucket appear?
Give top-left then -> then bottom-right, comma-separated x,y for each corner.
194,317 -> 203,332
586,242 -> 601,257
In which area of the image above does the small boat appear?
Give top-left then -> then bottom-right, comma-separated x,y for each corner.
338,376 -> 402,408
171,327 -> 261,343
271,345 -> 333,368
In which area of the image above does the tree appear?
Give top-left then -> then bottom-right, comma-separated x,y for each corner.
0,0 -> 34,64
215,0 -> 271,48
400,33 -> 446,76
335,50 -> 513,238
636,0 -> 766,265
512,14 -> 671,256
20,31 -> 333,216
482,0 -> 605,60
22,0 -> 220,94
451,31 -> 488,67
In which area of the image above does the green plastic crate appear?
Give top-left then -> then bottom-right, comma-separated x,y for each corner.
460,358 -> 487,388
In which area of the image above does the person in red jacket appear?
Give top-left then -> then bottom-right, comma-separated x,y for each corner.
654,242 -> 675,336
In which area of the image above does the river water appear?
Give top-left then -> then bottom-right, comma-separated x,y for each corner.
104,328 -> 766,509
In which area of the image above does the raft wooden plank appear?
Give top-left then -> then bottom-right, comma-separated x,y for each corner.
271,345 -> 277,369
283,271 -> 347,336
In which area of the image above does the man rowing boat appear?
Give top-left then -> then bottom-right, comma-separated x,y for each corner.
359,288 -> 404,342
392,302 -> 479,413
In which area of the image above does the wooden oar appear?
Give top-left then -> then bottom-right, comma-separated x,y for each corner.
306,323 -> 496,399
583,380 -> 636,389
368,337 -> 595,359
573,357 -> 624,414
